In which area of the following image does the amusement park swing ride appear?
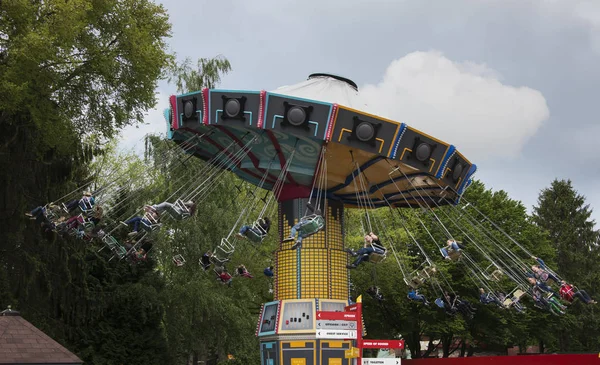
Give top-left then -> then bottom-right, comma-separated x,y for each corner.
27,73 -> 588,365
165,73 -> 475,365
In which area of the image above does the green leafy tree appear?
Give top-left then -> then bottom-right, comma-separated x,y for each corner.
532,179 -> 600,281
532,179 -> 600,352
1,1 -> 175,363
169,56 -> 232,93
0,0 -> 173,152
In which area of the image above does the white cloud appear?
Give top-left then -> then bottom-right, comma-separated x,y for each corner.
360,51 -> 550,161
117,90 -> 170,154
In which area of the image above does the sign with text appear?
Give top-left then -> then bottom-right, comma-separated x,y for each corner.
345,304 -> 358,312
316,320 -> 357,330
315,329 -> 358,339
360,340 -> 405,349
361,358 -> 400,365
316,311 -> 358,321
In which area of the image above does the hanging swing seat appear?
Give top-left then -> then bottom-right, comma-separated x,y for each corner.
368,243 -> 387,263
78,199 -> 95,217
405,265 -> 436,288
245,221 -> 268,243
297,215 -> 325,237
174,199 -> 191,219
44,204 -> 62,222
484,264 -> 504,281
173,254 -> 185,267
102,235 -> 127,260
489,269 -> 504,281
217,238 -> 235,255
422,266 -> 437,277
140,212 -> 161,233
65,215 -> 94,236
447,248 -> 462,261
404,277 -> 423,289
210,238 -> 234,265
209,254 -> 229,266
503,289 -> 526,308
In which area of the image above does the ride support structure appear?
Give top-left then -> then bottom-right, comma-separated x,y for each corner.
257,197 -> 355,365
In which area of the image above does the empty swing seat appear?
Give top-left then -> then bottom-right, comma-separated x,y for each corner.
297,215 -> 325,237
490,269 -> 503,281
503,289 -> 526,308
173,254 -> 185,266
102,235 -> 127,260
218,238 -> 235,254
209,254 -> 229,266
405,265 -> 436,289
422,266 -> 437,277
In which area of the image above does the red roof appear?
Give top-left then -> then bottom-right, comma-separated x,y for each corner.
0,313 -> 82,364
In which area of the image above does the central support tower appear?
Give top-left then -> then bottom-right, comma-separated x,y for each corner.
256,197 -> 353,365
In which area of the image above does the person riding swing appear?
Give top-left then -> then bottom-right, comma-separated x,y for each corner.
345,232 -> 386,269
237,217 -> 271,242
283,202 -> 324,250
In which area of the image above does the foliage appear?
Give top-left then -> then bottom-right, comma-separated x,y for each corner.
532,179 -> 600,351
345,178 -> 600,357
168,55 -> 232,94
0,0 -> 173,152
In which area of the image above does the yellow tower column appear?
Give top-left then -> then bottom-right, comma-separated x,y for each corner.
257,198 -> 352,365
276,197 -> 348,301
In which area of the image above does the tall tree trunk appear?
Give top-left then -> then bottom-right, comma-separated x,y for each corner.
406,331 -> 421,358
442,334 -> 452,358
459,341 -> 467,357
467,345 -> 475,357
539,339 -> 544,354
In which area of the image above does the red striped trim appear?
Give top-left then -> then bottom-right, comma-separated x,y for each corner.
170,95 -> 178,130
325,103 -> 339,141
202,88 -> 209,125
277,184 -> 311,202
258,90 -> 266,128
275,301 -> 282,334
255,303 -> 264,337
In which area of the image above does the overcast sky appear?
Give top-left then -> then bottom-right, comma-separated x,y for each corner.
119,0 -> 600,224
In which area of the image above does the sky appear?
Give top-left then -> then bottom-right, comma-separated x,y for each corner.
119,0 -> 600,223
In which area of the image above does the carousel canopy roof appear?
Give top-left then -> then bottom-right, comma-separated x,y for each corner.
166,73 -> 476,208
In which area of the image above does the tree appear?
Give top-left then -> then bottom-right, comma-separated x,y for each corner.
1,1 -> 175,363
169,56 -> 232,93
532,179 -> 600,352
0,0 -> 173,152
532,179 -> 600,281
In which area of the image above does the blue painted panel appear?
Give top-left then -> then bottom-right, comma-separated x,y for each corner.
436,145 -> 456,179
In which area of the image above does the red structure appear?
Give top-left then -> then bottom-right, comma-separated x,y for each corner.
343,301 -> 405,363
405,354 -> 599,365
